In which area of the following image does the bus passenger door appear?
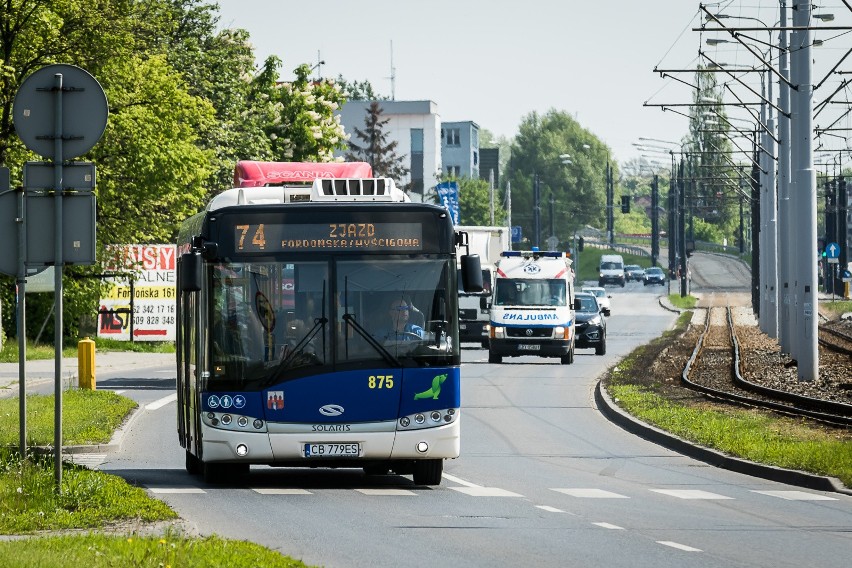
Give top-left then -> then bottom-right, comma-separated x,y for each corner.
177,282 -> 201,456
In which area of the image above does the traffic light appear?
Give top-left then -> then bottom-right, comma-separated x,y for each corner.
578,237 -> 584,252
621,195 -> 630,213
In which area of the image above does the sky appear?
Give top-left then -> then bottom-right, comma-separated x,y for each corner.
214,1 -> 852,168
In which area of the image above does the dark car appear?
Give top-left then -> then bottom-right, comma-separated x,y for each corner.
643,266 -> 666,286
624,264 -> 644,282
573,293 -> 606,355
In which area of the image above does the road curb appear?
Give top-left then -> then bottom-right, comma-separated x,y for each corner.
595,380 -> 852,496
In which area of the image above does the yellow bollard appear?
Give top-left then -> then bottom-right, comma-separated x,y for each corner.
78,337 -> 96,390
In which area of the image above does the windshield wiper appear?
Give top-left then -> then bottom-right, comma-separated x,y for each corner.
265,284 -> 329,386
342,313 -> 401,367
263,315 -> 328,386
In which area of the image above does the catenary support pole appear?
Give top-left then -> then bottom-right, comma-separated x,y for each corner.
791,0 -> 818,381
778,0 -> 793,355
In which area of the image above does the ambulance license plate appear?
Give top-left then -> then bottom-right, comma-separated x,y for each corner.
518,344 -> 541,351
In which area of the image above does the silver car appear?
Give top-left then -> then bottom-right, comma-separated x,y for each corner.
581,286 -> 611,316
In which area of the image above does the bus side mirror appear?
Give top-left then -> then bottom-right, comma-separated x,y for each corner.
180,252 -> 202,292
461,255 -> 483,293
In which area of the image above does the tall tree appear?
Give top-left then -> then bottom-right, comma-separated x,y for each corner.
262,60 -> 347,163
335,76 -> 387,101
687,66 -> 737,242
453,176 -> 507,226
345,101 -> 409,182
507,110 -> 613,247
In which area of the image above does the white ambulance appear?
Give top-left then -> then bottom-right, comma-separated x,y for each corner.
488,250 -> 577,364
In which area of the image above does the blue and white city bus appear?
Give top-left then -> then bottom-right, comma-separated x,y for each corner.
176,161 -> 482,485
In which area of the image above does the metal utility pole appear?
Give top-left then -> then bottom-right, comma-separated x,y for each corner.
668,170 -> 677,278
606,162 -> 614,244
825,178 -> 837,295
533,173 -> 541,248
762,68 -> 778,339
838,177 -> 848,295
777,0 -> 794,355
751,140 -> 761,317
678,160 -> 688,297
489,168 -> 495,225
791,0 -> 818,381
650,174 -> 659,266
549,191 -> 555,243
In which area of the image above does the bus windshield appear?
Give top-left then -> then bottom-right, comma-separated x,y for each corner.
208,257 -> 456,390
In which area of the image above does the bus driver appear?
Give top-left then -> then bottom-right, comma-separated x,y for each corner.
375,298 -> 424,341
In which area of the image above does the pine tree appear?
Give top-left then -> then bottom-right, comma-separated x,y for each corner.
345,102 -> 409,184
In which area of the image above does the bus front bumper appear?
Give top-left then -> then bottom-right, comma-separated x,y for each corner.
199,419 -> 460,464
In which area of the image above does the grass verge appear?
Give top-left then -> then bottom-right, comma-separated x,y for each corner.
0,532 -> 310,567
0,338 -> 174,363
0,392 -> 313,566
0,449 -> 177,533
0,390 -> 137,447
602,312 -> 852,488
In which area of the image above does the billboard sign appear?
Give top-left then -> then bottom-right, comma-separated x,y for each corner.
98,244 -> 176,341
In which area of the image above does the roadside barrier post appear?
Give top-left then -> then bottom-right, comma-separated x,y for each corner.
78,338 -> 95,390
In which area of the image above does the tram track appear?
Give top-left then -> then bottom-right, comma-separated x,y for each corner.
683,306 -> 852,427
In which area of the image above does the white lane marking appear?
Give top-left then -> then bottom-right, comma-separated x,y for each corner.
536,505 -> 566,513
148,488 -> 206,494
146,393 -> 178,411
449,486 -> 524,497
253,488 -> 312,495
356,489 -> 416,496
651,489 -> 733,500
63,454 -> 107,468
592,522 -> 624,530
657,541 -> 702,552
551,488 -> 629,499
442,473 -> 482,488
751,490 -> 837,501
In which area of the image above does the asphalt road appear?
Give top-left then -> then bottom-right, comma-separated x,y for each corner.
65,283 -> 850,568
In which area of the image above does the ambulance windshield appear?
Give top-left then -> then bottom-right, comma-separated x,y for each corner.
494,278 -> 566,306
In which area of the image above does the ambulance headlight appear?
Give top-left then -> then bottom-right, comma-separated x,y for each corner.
491,326 -> 505,338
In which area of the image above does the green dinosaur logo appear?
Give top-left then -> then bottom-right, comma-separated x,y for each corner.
414,374 -> 447,400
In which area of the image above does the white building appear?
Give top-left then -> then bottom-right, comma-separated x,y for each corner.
336,100 -> 441,202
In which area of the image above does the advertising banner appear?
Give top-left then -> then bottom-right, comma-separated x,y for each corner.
98,244 -> 176,341
436,181 -> 460,225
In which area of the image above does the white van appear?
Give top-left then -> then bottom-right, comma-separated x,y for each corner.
598,254 -> 625,287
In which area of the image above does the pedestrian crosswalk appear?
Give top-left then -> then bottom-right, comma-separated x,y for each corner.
141,483 -> 840,502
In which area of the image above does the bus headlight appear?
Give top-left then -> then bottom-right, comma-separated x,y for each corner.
235,444 -> 249,457
398,408 -> 459,430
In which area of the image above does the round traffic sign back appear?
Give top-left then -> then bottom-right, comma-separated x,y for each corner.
13,64 -> 108,160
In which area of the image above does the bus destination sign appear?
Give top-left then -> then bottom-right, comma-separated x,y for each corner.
234,222 -> 423,252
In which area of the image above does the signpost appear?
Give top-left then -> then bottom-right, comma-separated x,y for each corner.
825,242 -> 840,263
7,64 -> 107,489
